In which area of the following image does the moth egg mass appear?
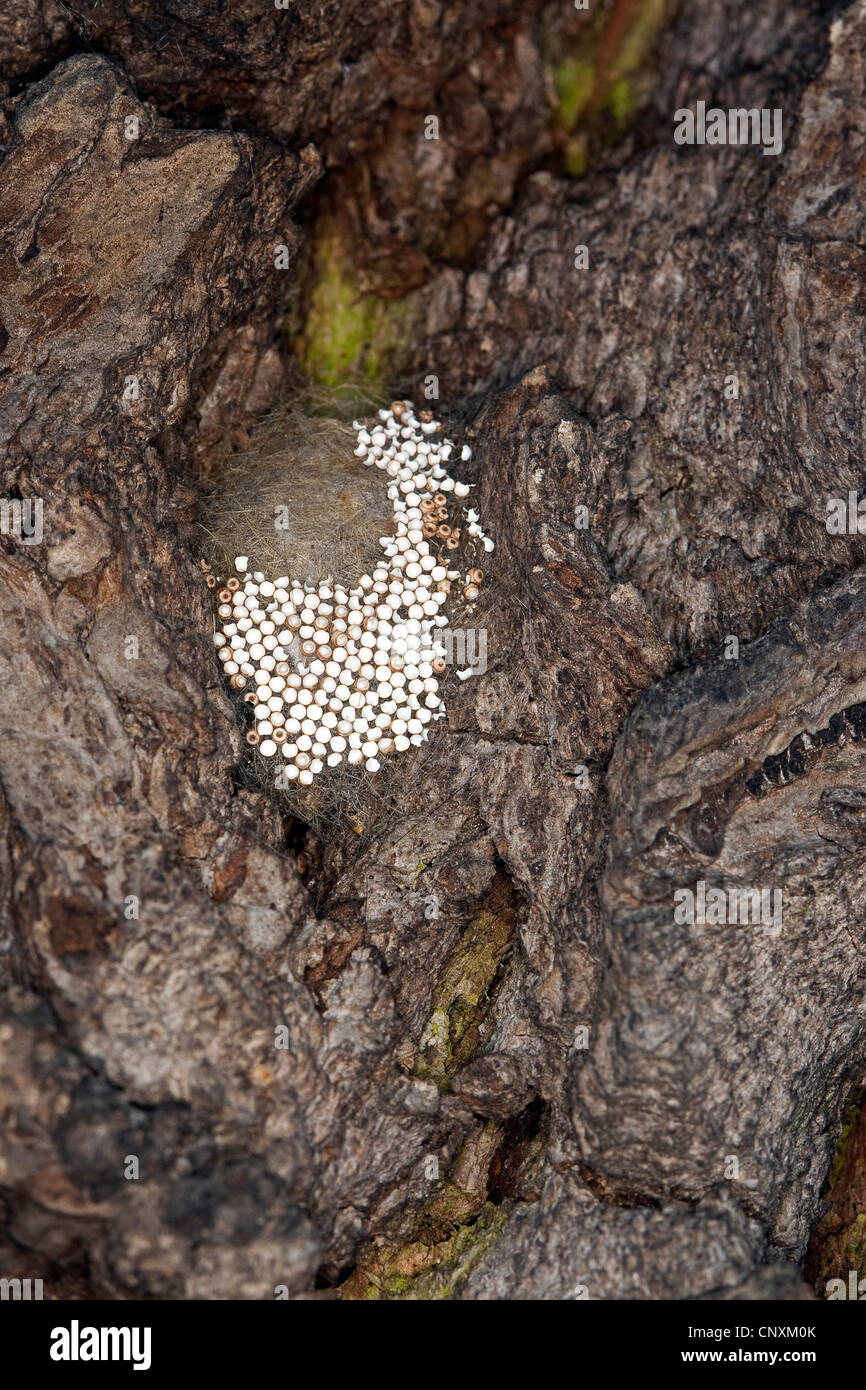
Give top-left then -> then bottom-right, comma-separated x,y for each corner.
203,401 -> 493,801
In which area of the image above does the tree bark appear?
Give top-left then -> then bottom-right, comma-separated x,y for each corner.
1,0 -> 864,1300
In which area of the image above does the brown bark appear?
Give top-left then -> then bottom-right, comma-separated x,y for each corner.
1,0 -> 865,1301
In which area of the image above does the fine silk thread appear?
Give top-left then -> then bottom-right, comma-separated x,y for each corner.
207,401 -> 494,786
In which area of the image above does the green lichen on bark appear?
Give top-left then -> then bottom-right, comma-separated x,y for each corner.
340,1124 -> 508,1300
341,1200 -> 507,1300
550,0 -> 670,177
414,900 -> 514,1087
806,1090 -> 866,1293
289,219 -> 419,391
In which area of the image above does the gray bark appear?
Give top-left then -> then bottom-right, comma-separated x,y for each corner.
1,0 -> 865,1300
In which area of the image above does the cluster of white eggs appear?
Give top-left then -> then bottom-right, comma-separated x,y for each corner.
210,401 -> 492,787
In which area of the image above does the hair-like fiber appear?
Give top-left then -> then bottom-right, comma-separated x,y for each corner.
198,389 -> 492,842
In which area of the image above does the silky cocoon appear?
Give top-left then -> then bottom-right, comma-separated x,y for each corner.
200,404 -> 393,588
200,398 -> 493,838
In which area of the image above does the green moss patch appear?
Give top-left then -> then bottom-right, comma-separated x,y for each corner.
549,0 -> 670,177
291,222 -> 418,392
415,900 -> 515,1087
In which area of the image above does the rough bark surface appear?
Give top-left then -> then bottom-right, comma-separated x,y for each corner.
1,0 -> 865,1301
